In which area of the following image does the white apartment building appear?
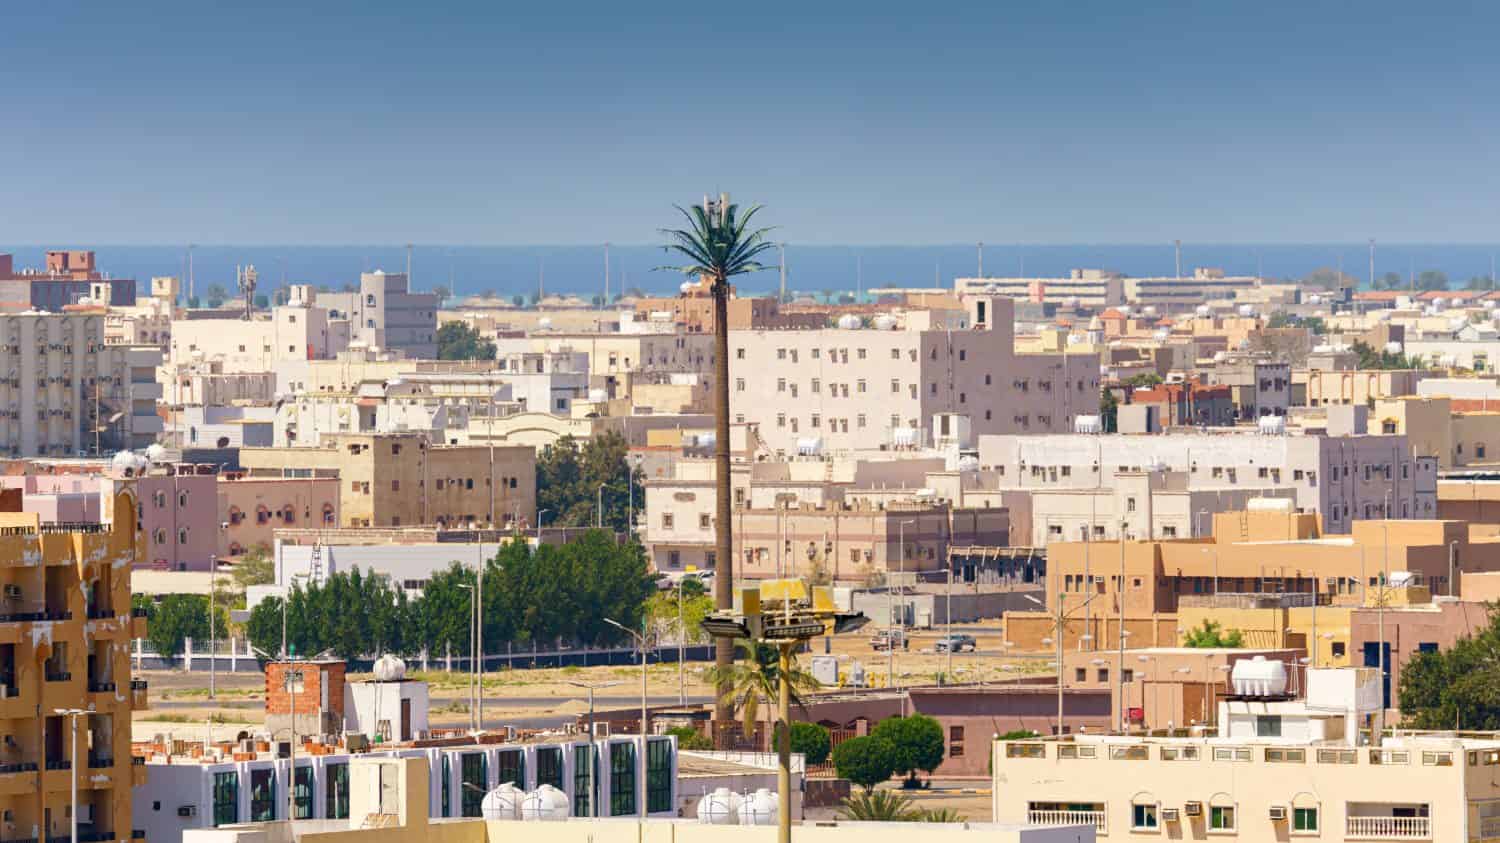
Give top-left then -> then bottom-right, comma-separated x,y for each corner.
318,270 -> 438,359
0,312 -> 162,455
168,300 -> 346,374
956,269 -> 1125,308
731,297 -> 1098,454
1122,268 -> 1262,311
977,431 -> 1438,534
993,667 -> 1489,842
274,373 -> 520,447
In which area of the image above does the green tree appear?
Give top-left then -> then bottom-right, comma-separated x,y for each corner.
534,431 -> 642,532
144,594 -> 226,658
1099,388 -> 1119,433
871,714 -> 946,786
1350,340 -> 1425,371
703,641 -> 821,732
432,284 -> 451,301
1400,608 -> 1500,730
780,721 -> 831,765
1182,620 -> 1245,648
253,294 -> 269,309
837,790 -> 918,821
511,295 -> 525,307
1467,276 -> 1497,291
645,580 -> 713,645
1122,372 -> 1163,389
1301,268 -> 1356,290
832,735 -> 897,792
1417,270 -> 1449,291
1373,271 -> 1404,291
231,545 -> 275,588
665,726 -> 712,750
658,195 -> 777,723
436,322 -> 496,361
206,284 -> 228,307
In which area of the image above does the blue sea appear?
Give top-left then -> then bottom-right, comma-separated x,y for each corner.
1,243 -> 1495,300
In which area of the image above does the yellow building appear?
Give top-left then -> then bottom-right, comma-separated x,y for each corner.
0,492 -> 147,843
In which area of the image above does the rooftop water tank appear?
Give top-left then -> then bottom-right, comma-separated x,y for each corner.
891,427 -> 918,448
873,314 -> 898,330
1118,305 -> 1132,316
1213,351 -> 1228,363
372,654 -> 406,682
1142,305 -> 1158,317
1384,341 -> 1403,355
695,432 -> 716,449
1231,655 -> 1288,697
1074,415 -> 1103,434
796,437 -> 824,456
144,444 -> 168,463
520,785 -> 570,821
1238,304 -> 1256,317
1152,329 -> 1170,341
956,455 -> 980,473
1487,300 -> 1498,311
1389,571 -> 1416,587
696,788 -> 743,824
1195,305 -> 1211,317
680,282 -> 694,294
587,388 -> 608,403
1246,497 -> 1294,511
537,317 -> 552,329
836,314 -> 862,330
481,783 -> 524,820
1433,297 -> 1448,310
1257,415 -> 1287,435
739,789 -> 779,826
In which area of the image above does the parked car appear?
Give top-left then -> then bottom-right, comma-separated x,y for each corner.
934,633 -> 977,653
869,629 -> 908,651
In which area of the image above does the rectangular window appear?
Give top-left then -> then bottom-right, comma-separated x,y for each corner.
293,766 -> 314,819
610,742 -> 637,816
735,378 -> 745,391
699,513 -> 710,529
811,378 -> 820,393
441,756 -> 451,815
891,379 -> 899,393
1132,803 -> 1158,830
647,738 -> 673,813
250,768 -> 276,821
661,513 -> 673,530
536,747 -> 564,790
461,752 -> 488,817
1210,805 -> 1236,831
496,749 -> 525,788
213,772 -> 238,826
573,745 -> 597,817
1293,807 -> 1318,832
326,762 -> 350,819
1256,715 -> 1282,737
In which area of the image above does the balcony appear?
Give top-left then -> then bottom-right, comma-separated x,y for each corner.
0,762 -> 36,774
87,756 -> 114,769
1028,809 -> 1106,833
88,681 -> 115,693
44,671 -> 71,683
1346,815 -> 1431,839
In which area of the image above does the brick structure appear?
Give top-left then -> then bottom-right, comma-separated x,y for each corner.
265,659 -> 346,738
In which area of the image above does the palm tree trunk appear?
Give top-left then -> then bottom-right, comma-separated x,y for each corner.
712,273 -> 735,735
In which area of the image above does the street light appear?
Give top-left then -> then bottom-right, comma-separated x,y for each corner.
536,509 -> 550,541
209,542 -> 224,701
55,708 -> 87,843
889,519 -> 915,690
603,617 -> 652,758
565,679 -> 622,819
456,583 -> 478,733
597,483 -> 607,529
1024,590 -> 1099,736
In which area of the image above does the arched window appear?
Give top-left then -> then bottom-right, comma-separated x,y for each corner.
256,505 -> 271,525
153,491 -> 167,509
227,506 -> 243,526
1130,793 -> 1160,831
1208,793 -> 1237,832
1290,793 -> 1320,833
281,505 -> 296,525
153,529 -> 167,545
178,490 -> 189,508
177,527 -> 189,545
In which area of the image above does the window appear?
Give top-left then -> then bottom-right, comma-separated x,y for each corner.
699,513 -> 710,529
1097,668 -> 1108,683
496,749 -> 525,789
857,414 -> 866,428
573,745 -> 597,817
1074,668 -> 1087,682
1132,803 -> 1158,830
811,378 -> 820,393
1122,669 -> 1134,683
857,379 -> 867,393
891,379 -> 900,393
536,747 -> 564,790
1256,715 -> 1282,737
461,753 -> 488,816
1126,497 -> 1136,512
1331,641 -> 1346,658
735,378 -> 744,391
1293,806 -> 1318,832
1210,805 -> 1236,831
293,766 -> 314,819
857,348 -> 867,359
661,513 -> 673,530
949,726 -> 965,757
610,742 -> 637,816
647,738 -> 673,813
777,378 -> 786,392
213,772 -> 238,826
891,348 -> 900,359
250,768 -> 276,821
736,348 -> 745,359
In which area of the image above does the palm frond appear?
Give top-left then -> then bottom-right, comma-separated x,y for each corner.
655,199 -> 775,284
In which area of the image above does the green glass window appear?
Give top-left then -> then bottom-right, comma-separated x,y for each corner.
460,753 -> 488,817
646,739 -> 672,813
1132,803 -> 1157,830
250,769 -> 276,822
212,772 -> 238,827
293,766 -> 314,819
535,747 -> 564,790
572,745 -> 597,817
610,742 -> 636,817
1210,806 -> 1236,831
1294,807 -> 1318,832
496,749 -> 525,789
441,755 -> 451,817
325,763 -> 350,820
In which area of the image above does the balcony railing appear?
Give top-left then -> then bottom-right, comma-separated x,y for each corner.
88,681 -> 116,693
131,607 -> 149,618
1481,816 -> 1500,839
1028,810 -> 1107,832
87,757 -> 114,769
44,759 -> 70,771
87,607 -> 115,620
0,762 -> 37,774
130,679 -> 148,691
44,671 -> 71,682
1346,816 -> 1431,839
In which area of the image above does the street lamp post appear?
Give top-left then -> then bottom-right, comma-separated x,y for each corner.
597,483 -> 606,529
604,617 -> 651,760
536,509 -> 550,541
457,583 -> 477,732
1023,591 -> 1098,736
889,519 -> 915,690
55,708 -> 86,843
677,581 -> 688,706
209,548 -> 221,700
565,680 -> 622,819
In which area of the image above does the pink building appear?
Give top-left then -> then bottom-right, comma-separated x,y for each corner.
217,473 -> 339,557
0,474 -> 103,522
137,465 -> 219,571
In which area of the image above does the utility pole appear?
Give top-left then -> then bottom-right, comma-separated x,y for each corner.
405,243 -> 413,286
209,553 -> 218,700
1118,524 -> 1127,732
604,242 -> 611,308
1369,239 -> 1376,289
977,241 -> 984,277
778,243 -> 787,303
1174,239 -> 1182,279
566,680 -> 621,819
188,243 -> 196,305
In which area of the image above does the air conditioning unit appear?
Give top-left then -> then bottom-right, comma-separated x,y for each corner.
2,585 -> 19,601
1161,808 -> 1180,823
591,722 -> 611,737
1268,806 -> 1287,821
177,806 -> 196,818
1184,802 -> 1203,817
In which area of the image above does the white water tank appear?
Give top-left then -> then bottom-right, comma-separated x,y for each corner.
1389,571 -> 1416,588
1195,304 -> 1211,317
1237,304 -> 1256,317
697,788 -> 743,824
372,654 -> 406,682
873,314 -> 898,330
1118,305 -> 1132,316
481,783 -> 525,820
836,314 -> 862,330
1257,415 -> 1286,435
1384,341 -> 1403,355
680,281 -> 694,294
796,437 -> 823,456
587,388 -> 608,402
1142,305 -> 1158,317
144,444 -> 168,463
1231,656 -> 1288,697
1074,415 -> 1102,434
537,317 -> 552,329
694,432 -> 716,449
739,789 -> 779,826
891,427 -> 918,448
1433,297 -> 1448,310
956,455 -> 980,473
520,785 -> 570,821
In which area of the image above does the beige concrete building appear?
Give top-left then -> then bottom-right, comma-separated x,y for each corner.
732,296 -> 1098,454
317,271 -> 439,358
168,301 -> 344,374
217,472 -> 342,556
956,269 -> 1126,308
240,433 -> 536,528
1296,368 -> 1435,408
1373,395 -> 1500,469
1024,469 -> 1296,545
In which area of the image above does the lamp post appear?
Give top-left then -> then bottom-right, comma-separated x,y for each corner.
677,580 -> 688,706
597,483 -> 606,529
457,583 -> 477,732
55,708 -> 86,843
209,548 -> 221,701
605,615 -> 652,811
536,509 -> 549,541
1023,591 -> 1098,736
889,519 -> 915,690
565,680 -> 621,819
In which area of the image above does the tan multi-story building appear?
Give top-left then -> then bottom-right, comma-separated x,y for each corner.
1296,368 -> 1435,408
217,473 -> 342,556
239,433 -> 535,529
316,271 -> 438,359
0,312 -> 162,455
732,296 -> 1098,454
0,491 -> 148,843
1372,395 -> 1500,469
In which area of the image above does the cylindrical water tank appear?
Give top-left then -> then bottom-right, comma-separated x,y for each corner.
481,783 -> 524,820
1195,305 -> 1211,317
587,388 -> 607,402
537,317 -> 552,329
1384,341 -> 1403,355
1074,415 -> 1103,434
1257,415 -> 1286,435
1433,297 -> 1448,310
696,788 -> 743,824
680,281 -> 694,294
1142,305 -> 1158,317
372,654 -> 406,682
738,789 -> 779,826
521,785 -> 571,821
695,432 -> 716,449
891,427 -> 918,448
1237,304 -> 1255,317
873,314 -> 898,330
1117,305 -> 1132,316
836,314 -> 862,330
1231,655 -> 1288,697
144,444 -> 168,463
956,455 -> 980,473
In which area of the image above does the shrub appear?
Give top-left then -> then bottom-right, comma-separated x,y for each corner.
871,714 -> 946,786
831,735 -> 896,792
665,726 -> 712,751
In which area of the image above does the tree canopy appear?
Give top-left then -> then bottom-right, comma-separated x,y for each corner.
1351,340 -> 1426,371
436,322 -> 496,361
871,714 -> 946,784
832,734 -> 897,791
1400,607 -> 1500,730
134,593 -> 229,657
1182,619 -> 1245,648
535,432 -> 643,532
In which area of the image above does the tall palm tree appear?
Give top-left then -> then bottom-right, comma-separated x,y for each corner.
659,195 -> 775,731
703,640 -> 820,736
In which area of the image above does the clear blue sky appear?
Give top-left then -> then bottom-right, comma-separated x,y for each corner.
4,1 -> 1499,245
